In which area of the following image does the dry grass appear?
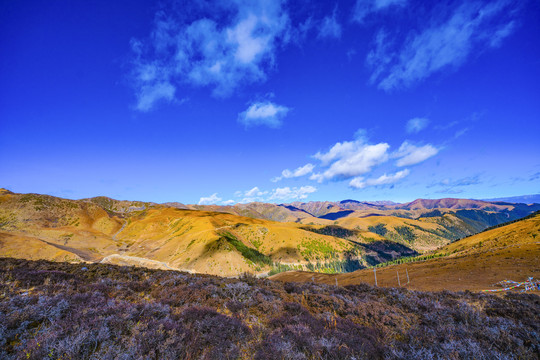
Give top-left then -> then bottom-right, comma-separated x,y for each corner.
271,214 -> 540,293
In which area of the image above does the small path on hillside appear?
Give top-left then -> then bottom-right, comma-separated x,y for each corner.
112,220 -> 127,241
40,239 -> 98,262
99,254 -> 191,272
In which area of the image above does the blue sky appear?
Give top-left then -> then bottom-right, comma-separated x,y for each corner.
1,0 -> 539,204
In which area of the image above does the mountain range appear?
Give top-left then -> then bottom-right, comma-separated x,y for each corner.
1,187 -> 539,277
272,210 -> 540,292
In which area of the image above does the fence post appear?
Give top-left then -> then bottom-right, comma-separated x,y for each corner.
406,268 -> 410,284
374,267 -> 377,286
397,270 -> 401,287
335,278 -> 338,287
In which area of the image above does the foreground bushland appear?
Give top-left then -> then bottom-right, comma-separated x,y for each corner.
0,258 -> 538,359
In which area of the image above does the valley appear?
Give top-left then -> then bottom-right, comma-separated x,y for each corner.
271,211 -> 540,292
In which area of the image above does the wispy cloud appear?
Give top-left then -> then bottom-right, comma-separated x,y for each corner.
353,0 -> 407,23
233,185 -> 316,203
271,163 -> 314,182
394,142 -> 439,167
235,186 -> 268,203
131,1 -> 291,110
428,175 -> 482,195
435,188 -> 464,195
349,169 -> 410,189
238,101 -> 290,128
367,0 -> 519,90
430,175 -> 482,188
406,117 -> 429,133
134,81 -> 176,112
318,7 -> 342,39
198,193 -> 222,205
268,186 -> 317,201
529,172 -> 540,182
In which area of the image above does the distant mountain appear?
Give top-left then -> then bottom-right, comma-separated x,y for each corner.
482,194 -> 540,204
396,198 -> 497,210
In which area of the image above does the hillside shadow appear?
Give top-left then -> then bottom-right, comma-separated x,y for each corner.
279,205 -> 314,216
318,210 -> 354,220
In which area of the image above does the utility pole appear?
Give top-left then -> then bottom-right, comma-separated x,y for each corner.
373,267 -> 377,286
397,270 -> 401,287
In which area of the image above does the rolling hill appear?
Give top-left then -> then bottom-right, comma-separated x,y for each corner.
271,212 -> 540,292
1,188 -> 538,277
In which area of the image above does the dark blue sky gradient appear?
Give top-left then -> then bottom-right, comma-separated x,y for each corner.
1,0 -> 539,204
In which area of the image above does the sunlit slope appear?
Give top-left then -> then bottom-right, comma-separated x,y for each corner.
271,213 -> 540,292
0,191 -> 374,276
104,207 -> 365,276
299,212 -> 479,253
0,191 -> 123,260
1,188 -> 538,277
0,231 -> 83,262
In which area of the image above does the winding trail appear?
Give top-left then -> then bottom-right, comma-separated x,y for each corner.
99,254 -> 190,272
112,220 -> 127,241
106,222 -> 234,272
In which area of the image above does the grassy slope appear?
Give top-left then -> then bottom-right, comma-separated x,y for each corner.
0,192 -> 358,276
1,189 -> 537,277
271,214 -> 540,292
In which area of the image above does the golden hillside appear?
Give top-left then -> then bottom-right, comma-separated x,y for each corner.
1,189 -> 538,277
271,213 -> 540,292
0,191 -> 392,276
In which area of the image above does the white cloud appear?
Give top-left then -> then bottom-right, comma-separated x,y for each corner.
198,193 -> 222,205
268,186 -> 317,201
222,199 -> 236,205
131,1 -> 290,110
318,7 -> 342,39
312,139 -> 390,182
245,186 -> 267,198
394,142 -> 438,166
353,0 -> 407,23
349,169 -> 410,189
238,101 -> 290,128
271,163 -> 314,182
232,185 -> 316,203
406,117 -> 429,133
369,0 -> 517,90
235,186 -> 268,203
135,82 -> 176,112
313,140 -> 358,165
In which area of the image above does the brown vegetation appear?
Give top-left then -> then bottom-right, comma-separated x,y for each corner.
0,257 -> 538,359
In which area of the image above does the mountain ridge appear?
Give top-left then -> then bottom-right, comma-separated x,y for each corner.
1,188 -> 539,277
